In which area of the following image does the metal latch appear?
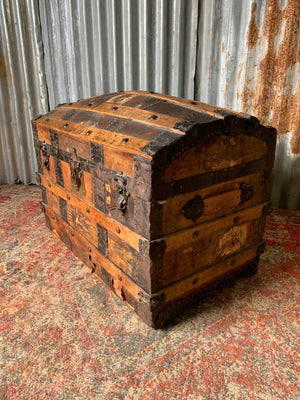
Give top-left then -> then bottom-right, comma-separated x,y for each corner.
70,148 -> 83,191
114,171 -> 130,215
41,141 -> 49,170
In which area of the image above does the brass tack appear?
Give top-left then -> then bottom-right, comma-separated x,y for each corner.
52,215 -> 55,219
71,232 -> 74,236
67,194 -> 70,200
116,227 -> 120,234
88,247 -> 91,252
193,231 -> 199,238
112,107 -> 118,111
63,124 -> 69,128
48,183 -> 51,187
86,207 -> 90,213
118,275 -> 122,281
121,138 -> 129,144
86,130 -> 92,136
148,115 -> 157,121
192,278 -> 198,285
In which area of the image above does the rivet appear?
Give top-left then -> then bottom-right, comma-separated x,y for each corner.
233,216 -> 239,225
67,194 -> 70,200
191,101 -> 197,105
48,183 -> 51,187
69,103 -> 73,105
71,232 -> 74,236
192,278 -> 198,285
45,118 -> 49,122
88,247 -> 91,252
231,259 -> 235,266
52,215 -> 55,219
148,115 -> 158,121
86,207 -> 90,213
116,227 -> 120,234
63,124 -> 69,128
112,106 -> 118,111
193,231 -> 199,238
118,275 -> 122,281
121,138 -> 129,144
86,130 -> 92,136
88,103 -> 93,107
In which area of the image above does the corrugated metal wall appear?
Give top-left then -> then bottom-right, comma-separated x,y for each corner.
195,0 -> 300,209
0,0 -> 48,185
39,0 -> 199,109
0,0 -> 299,209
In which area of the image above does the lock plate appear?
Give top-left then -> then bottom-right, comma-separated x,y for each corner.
70,148 -> 85,195
114,171 -> 130,215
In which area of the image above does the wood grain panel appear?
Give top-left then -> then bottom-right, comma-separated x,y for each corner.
36,125 -> 51,144
103,147 -> 134,177
159,172 -> 265,236
128,90 -> 251,120
108,232 -> 137,278
164,134 -> 269,183
59,101 -> 184,135
158,244 -> 259,305
35,114 -> 151,157
44,204 -> 147,302
161,220 -> 259,287
39,174 -> 148,252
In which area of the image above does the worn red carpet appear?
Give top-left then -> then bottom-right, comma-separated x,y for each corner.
0,185 -> 299,399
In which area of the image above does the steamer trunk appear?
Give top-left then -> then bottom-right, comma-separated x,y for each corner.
32,91 -> 276,328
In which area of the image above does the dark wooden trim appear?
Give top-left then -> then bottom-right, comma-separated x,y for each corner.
97,223 -> 108,256
154,256 -> 259,329
59,197 -> 67,221
152,158 -> 268,201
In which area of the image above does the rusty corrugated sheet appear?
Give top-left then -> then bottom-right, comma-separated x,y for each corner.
0,0 -> 48,185
195,0 -> 300,208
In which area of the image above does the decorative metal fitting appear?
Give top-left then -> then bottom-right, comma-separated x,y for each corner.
41,141 -> 49,170
114,171 -> 130,215
70,148 -> 83,191
180,195 -> 204,222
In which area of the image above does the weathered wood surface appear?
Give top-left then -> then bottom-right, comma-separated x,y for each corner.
33,90 -> 277,328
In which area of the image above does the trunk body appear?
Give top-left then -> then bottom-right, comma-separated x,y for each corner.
32,91 -> 276,328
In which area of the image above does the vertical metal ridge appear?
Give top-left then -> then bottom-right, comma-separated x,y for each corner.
0,0 -> 48,185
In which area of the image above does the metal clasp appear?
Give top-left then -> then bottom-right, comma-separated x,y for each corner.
114,171 -> 130,215
41,141 -> 49,170
70,148 -> 83,191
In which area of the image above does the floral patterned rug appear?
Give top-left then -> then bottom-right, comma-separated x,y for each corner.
0,185 -> 299,399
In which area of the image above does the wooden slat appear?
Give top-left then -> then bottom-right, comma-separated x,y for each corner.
161,219 -> 260,287
33,116 -> 152,158
127,90 -> 251,120
58,102 -> 185,135
156,244 -> 259,305
159,172 -> 265,236
164,133 -> 269,183
103,146 -> 134,177
162,202 -> 266,251
40,174 -> 148,252
44,204 -> 147,302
